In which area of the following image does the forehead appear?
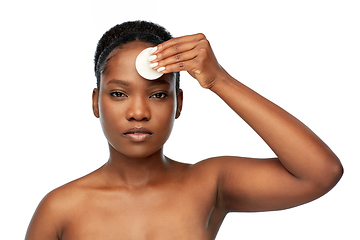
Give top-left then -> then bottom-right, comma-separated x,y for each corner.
104,41 -> 151,74
101,41 -> 174,87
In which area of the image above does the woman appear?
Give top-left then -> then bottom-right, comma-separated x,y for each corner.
25,20 -> 343,240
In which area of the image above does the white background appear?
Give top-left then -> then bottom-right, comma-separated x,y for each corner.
1,0 -> 359,239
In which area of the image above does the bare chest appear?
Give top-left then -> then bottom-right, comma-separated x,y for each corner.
61,183 -> 220,240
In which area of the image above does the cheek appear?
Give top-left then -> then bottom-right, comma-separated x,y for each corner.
152,101 -> 177,133
98,96 -> 123,134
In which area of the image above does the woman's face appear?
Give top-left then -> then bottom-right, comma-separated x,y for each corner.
92,41 -> 182,159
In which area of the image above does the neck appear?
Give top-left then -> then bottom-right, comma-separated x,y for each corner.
101,145 -> 170,188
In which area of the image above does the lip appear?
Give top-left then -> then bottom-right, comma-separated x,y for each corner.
123,127 -> 153,142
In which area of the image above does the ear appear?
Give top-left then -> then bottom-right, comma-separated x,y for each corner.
175,89 -> 183,119
92,88 -> 100,118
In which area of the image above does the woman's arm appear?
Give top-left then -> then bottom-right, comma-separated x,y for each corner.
25,191 -> 63,240
152,34 -> 343,212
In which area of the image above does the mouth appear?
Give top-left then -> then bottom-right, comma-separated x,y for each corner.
123,127 -> 153,142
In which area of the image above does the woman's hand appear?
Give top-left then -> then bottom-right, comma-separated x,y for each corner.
151,33 -> 226,89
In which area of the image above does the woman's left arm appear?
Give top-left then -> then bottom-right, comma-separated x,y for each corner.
151,34 -> 343,212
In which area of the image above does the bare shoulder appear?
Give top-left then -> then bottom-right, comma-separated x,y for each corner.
188,155 -> 250,174
191,155 -> 279,175
173,157 -> 223,177
51,167 -> 101,196
26,169 -> 103,240
44,167 -> 105,210
177,156 -> 247,189
37,170 -> 101,212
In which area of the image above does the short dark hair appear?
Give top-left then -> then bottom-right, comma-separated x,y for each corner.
94,20 -> 180,91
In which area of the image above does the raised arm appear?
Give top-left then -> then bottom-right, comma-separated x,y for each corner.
152,34 -> 343,212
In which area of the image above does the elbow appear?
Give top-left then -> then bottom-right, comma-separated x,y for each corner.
328,160 -> 343,186
316,157 -> 344,192
334,160 -> 344,184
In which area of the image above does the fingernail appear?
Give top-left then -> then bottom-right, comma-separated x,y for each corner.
149,62 -> 158,68
157,67 -> 165,72
149,47 -> 157,54
148,55 -> 157,61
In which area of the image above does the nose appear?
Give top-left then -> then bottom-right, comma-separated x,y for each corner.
126,97 -> 151,121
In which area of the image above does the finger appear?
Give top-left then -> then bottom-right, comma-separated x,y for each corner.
154,33 -> 206,55
152,48 -> 198,71
157,58 -> 199,74
154,41 -> 197,63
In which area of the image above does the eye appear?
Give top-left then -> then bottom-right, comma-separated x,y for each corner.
150,92 -> 168,99
110,91 -> 127,98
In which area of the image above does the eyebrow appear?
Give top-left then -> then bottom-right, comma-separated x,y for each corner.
106,79 -> 171,87
148,79 -> 171,87
106,79 -> 130,86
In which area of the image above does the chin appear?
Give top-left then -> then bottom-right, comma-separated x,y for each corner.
109,142 -> 164,160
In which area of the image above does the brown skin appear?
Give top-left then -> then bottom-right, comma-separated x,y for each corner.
26,36 -> 343,240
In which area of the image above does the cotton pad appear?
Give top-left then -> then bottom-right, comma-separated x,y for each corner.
135,47 -> 163,80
